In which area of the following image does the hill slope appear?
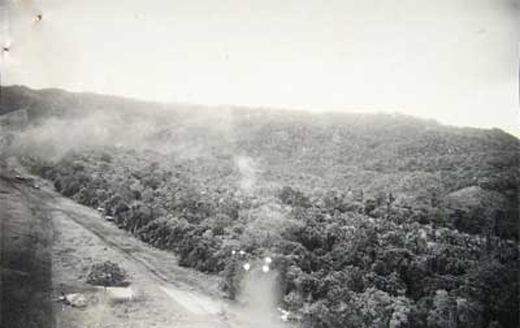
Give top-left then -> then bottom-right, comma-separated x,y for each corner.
2,84 -> 518,212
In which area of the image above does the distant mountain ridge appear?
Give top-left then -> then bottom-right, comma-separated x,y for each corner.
1,84 -> 518,206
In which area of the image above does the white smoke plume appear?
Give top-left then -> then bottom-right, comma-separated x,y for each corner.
235,155 -> 258,193
237,263 -> 284,328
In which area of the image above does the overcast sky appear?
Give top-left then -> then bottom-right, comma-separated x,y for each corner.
1,0 -> 519,135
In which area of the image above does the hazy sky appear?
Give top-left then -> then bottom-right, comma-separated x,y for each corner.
1,0 -> 519,135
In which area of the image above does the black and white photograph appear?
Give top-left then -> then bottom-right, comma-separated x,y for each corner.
0,1 -> 518,327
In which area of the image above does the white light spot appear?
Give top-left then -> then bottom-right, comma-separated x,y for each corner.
264,256 -> 272,264
239,250 -> 245,256
262,265 -> 270,273
243,263 -> 251,271
231,250 -> 236,255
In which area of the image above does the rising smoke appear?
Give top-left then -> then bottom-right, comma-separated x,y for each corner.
235,155 -> 258,193
237,260 -> 285,328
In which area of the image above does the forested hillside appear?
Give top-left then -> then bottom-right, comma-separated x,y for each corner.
2,85 -> 518,327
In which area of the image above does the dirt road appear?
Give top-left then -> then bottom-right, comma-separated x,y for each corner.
1,160 -> 286,328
